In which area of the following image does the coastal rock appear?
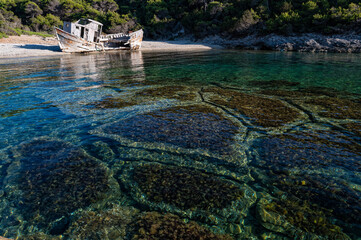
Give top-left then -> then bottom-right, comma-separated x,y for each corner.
92,104 -> 245,162
252,129 -> 361,172
3,138 -> 116,233
303,97 -> 361,119
202,87 -> 302,128
271,174 -> 361,237
206,34 -> 361,53
135,85 -> 197,101
251,128 -> 361,237
120,163 -> 257,224
257,196 -> 351,239
129,212 -> 233,240
65,206 -> 139,240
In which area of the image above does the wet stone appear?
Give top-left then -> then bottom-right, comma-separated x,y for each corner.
121,163 -> 257,223
100,104 -> 240,156
252,130 -> 361,172
17,232 -> 63,240
270,174 -> 361,237
304,97 -> 361,119
257,196 -> 351,239
259,89 -> 318,98
89,96 -> 138,109
64,205 -> 139,240
341,121 -> 361,136
203,87 -> 301,127
5,138 -> 112,227
136,85 -> 197,101
247,80 -> 300,88
129,212 -> 233,240
259,86 -> 347,99
133,164 -> 243,210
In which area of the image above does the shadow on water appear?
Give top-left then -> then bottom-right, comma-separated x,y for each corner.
16,44 -> 61,52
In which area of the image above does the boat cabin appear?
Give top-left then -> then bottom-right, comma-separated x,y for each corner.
62,19 -> 102,43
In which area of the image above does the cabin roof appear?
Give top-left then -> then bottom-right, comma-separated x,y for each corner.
76,18 -> 103,26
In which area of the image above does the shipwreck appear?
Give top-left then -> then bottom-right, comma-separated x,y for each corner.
55,19 -> 143,53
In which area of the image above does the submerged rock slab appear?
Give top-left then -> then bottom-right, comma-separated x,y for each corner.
136,85 -> 197,101
4,138 -> 114,230
120,163 -> 257,224
247,80 -> 300,88
271,174 -> 361,237
94,104 -> 242,157
251,129 -> 361,237
253,130 -> 361,172
257,196 -> 351,239
89,96 -> 139,109
342,121 -> 361,136
304,97 -> 361,119
129,212 -> 233,240
65,206 -> 139,240
203,87 -> 301,127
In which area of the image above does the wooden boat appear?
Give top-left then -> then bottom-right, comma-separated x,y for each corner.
55,19 -> 143,53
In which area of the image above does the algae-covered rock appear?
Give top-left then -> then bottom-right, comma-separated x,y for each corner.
257,196 -> 351,240
4,138 -> 114,230
304,97 -> 361,119
95,104 -> 241,157
121,163 -> 257,223
259,86 -> 345,99
259,89 -> 317,98
248,80 -> 300,88
65,206 -> 139,240
251,128 -> 361,237
17,232 -> 63,240
136,85 -> 197,101
203,87 -> 301,127
341,121 -> 361,136
89,96 -> 139,109
133,164 -> 243,210
129,212 -> 233,240
272,174 -> 361,230
253,130 -> 361,172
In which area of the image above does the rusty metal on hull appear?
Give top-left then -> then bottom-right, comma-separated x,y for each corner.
55,26 -> 143,53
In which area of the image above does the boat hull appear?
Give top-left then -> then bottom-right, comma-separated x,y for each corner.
55,28 -> 143,53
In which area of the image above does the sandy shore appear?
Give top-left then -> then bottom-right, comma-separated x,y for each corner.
0,35 -> 222,59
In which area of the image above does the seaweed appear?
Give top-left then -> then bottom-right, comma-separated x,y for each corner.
9,138 -> 111,224
304,97 -> 361,119
258,197 -> 350,239
341,122 -> 361,136
272,174 -> 361,229
247,80 -> 300,88
253,130 -> 361,172
129,212 -> 233,240
136,85 -> 197,101
132,164 -> 244,210
65,206 -> 139,240
203,87 -> 301,127
102,105 -> 239,155
89,96 -> 138,109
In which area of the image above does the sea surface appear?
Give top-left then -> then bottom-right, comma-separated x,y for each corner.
0,50 -> 360,239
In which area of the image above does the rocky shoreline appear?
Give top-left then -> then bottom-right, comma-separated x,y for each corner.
202,33 -> 361,53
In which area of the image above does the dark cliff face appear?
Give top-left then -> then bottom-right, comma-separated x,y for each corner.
1,0 -> 361,40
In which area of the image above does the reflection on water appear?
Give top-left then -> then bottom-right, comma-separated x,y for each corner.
0,51 -> 361,239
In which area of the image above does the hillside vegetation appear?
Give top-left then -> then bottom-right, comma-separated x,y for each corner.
1,0 -> 361,39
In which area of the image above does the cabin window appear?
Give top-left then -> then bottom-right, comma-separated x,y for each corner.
76,26 -> 79,29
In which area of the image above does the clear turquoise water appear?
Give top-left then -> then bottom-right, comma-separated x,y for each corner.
0,50 -> 360,239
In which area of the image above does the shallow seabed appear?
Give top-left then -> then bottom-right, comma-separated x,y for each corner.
0,50 -> 360,240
